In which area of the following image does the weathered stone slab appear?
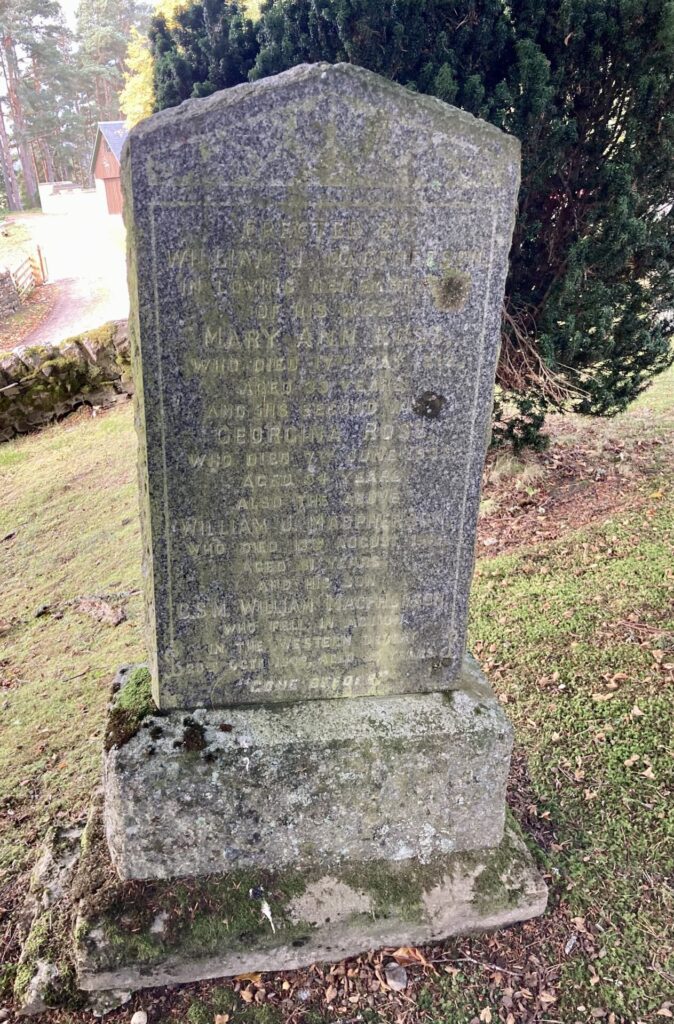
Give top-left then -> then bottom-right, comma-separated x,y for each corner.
13,825 -> 133,1017
124,62 -> 520,708
15,804 -> 546,1009
76,815 -> 547,995
103,657 -> 512,881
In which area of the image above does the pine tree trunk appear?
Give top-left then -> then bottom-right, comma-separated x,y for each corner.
1,35 -> 40,206
0,97 -> 22,210
41,142 -> 55,183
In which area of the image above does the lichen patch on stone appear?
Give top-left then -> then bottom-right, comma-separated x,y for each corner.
428,264 -> 472,311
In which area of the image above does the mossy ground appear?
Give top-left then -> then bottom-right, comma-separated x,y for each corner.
0,367 -> 673,1023
184,986 -> 281,1024
466,510 -> 673,1020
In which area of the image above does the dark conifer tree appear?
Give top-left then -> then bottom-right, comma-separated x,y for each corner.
150,0 -> 258,106
149,0 -> 674,444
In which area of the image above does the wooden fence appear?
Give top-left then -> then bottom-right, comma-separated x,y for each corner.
10,246 -> 48,299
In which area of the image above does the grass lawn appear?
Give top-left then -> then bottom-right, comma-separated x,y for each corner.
0,369 -> 672,1023
0,214 -> 42,268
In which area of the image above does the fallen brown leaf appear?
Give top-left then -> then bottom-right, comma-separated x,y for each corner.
391,946 -> 430,967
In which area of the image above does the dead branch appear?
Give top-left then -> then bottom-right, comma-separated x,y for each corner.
498,302 -> 585,405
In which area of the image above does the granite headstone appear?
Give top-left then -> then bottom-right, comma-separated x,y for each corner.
124,62 -> 520,709
89,65 -> 547,984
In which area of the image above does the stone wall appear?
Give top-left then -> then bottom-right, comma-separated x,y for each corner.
0,269 -> 20,320
0,320 -> 132,442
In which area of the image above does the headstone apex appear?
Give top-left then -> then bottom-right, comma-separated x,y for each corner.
125,60 -> 520,163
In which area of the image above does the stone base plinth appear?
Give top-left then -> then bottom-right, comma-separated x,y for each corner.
104,656 -> 513,881
15,651 -> 548,1012
74,811 -> 547,995
13,810 -> 546,1010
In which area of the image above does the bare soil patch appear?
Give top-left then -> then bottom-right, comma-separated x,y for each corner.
477,404 -> 674,559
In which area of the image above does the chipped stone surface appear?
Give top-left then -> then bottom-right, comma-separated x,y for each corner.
124,61 -> 520,709
30,826 -> 84,910
104,656 -> 512,880
17,961 -> 59,1016
75,824 -> 547,994
89,989 -> 132,1017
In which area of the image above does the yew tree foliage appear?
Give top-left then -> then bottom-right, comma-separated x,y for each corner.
149,0 -> 674,441
150,0 -> 258,105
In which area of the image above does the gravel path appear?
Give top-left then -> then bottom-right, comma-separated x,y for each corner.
22,276 -> 122,347
15,196 -> 128,347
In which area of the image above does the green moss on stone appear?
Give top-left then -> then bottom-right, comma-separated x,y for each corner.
74,804 -> 541,980
98,920 -> 165,966
340,858 -> 448,923
81,865 -> 314,971
471,824 -> 530,915
22,345 -> 54,363
74,812 -> 313,973
13,961 -> 35,1003
12,907 -> 84,1010
21,911 -> 52,962
0,321 -> 128,440
104,667 -> 157,751
42,962 -> 88,1011
77,834 -> 531,976
79,818 -> 93,855
66,323 -> 117,351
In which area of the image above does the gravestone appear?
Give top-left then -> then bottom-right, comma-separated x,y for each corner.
127,63 -> 518,710
83,63 -> 546,995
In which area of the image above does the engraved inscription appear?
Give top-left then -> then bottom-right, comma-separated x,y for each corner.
149,188 -> 495,703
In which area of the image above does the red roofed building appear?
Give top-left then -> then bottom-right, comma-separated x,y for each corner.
91,122 -> 128,215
